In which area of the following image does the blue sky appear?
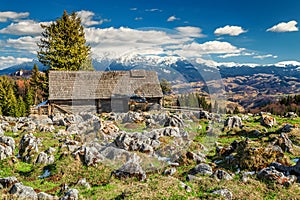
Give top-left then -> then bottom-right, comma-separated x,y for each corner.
0,0 -> 300,69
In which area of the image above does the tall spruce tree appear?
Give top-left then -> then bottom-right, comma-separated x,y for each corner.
37,10 -> 91,70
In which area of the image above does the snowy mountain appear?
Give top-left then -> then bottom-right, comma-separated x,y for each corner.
1,54 -> 300,82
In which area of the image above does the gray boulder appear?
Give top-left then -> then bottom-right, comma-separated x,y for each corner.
18,133 -> 41,163
9,182 -> 38,199
37,192 -> 58,200
112,154 -> 146,181
285,112 -> 298,118
0,136 -> 15,160
60,188 -> 79,200
199,110 -> 211,120
260,114 -> 276,128
277,124 -> 296,133
257,166 -> 297,186
212,169 -> 233,181
224,116 -> 242,130
189,163 -> 213,176
36,152 -> 55,165
121,111 -> 144,123
73,144 -> 104,166
0,176 -> 18,188
274,133 -> 294,154
0,127 -> 4,136
186,151 -> 206,164
76,178 -> 91,189
164,114 -> 184,128
212,189 -> 233,200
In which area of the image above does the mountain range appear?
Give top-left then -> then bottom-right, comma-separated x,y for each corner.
1,55 -> 299,88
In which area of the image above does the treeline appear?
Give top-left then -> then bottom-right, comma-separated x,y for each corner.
0,64 -> 47,117
253,94 -> 300,116
177,93 -> 229,113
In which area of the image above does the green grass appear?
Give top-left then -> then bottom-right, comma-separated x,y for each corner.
1,115 -> 300,199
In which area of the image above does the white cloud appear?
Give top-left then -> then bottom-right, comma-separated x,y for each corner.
135,17 -> 143,21
218,53 -> 241,58
0,56 -> 32,69
145,8 -> 162,12
214,25 -> 247,36
171,41 -> 244,58
175,26 -> 206,38
253,54 -> 278,59
0,11 -> 29,22
7,36 -> 40,53
0,20 -> 45,35
167,15 -> 180,22
267,20 -> 298,32
76,10 -> 110,27
85,27 -> 191,59
130,8 -> 138,11
195,57 -> 259,68
218,52 -> 254,58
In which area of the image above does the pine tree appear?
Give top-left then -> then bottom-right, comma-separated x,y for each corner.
7,87 -> 18,117
160,78 -> 172,94
37,10 -> 92,70
233,106 -> 240,114
17,96 -> 26,117
30,64 -> 40,105
25,86 -> 34,115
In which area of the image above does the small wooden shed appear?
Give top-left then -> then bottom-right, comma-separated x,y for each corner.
48,70 -> 163,113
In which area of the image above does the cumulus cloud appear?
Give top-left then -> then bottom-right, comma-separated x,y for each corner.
171,41 -> 244,58
214,25 -> 247,36
175,26 -> 206,38
76,10 -> 110,27
253,54 -> 278,59
7,36 -> 40,52
0,20 -> 45,35
84,26 -> 191,59
0,11 -> 29,22
0,56 -> 32,69
130,8 -> 138,11
267,20 -> 298,32
167,15 -> 180,22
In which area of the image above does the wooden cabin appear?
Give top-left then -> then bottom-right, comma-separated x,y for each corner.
48,70 -> 163,114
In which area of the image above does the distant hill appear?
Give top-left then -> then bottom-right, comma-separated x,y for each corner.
0,61 -> 48,76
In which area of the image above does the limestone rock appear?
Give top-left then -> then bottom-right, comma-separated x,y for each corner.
212,189 -> 232,200
60,188 -> 79,200
35,152 -> 55,165
199,110 -> 211,120
0,176 -> 18,188
76,178 -> 91,189
37,192 -> 58,200
188,163 -> 213,176
260,114 -> 276,128
212,169 -> 233,181
164,114 -> 184,128
0,136 -> 15,160
274,133 -> 294,154
257,166 -> 297,186
9,182 -> 38,199
277,124 -> 296,133
18,133 -> 41,163
224,116 -> 242,130
112,154 -> 146,181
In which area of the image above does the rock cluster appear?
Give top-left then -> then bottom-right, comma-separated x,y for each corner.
0,136 -> 15,160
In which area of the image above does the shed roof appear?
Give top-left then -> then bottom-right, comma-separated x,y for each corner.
48,70 -> 163,100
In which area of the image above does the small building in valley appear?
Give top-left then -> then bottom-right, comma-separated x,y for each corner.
48,70 -> 163,114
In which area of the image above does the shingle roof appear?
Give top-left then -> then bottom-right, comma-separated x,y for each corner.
48,70 -> 163,100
